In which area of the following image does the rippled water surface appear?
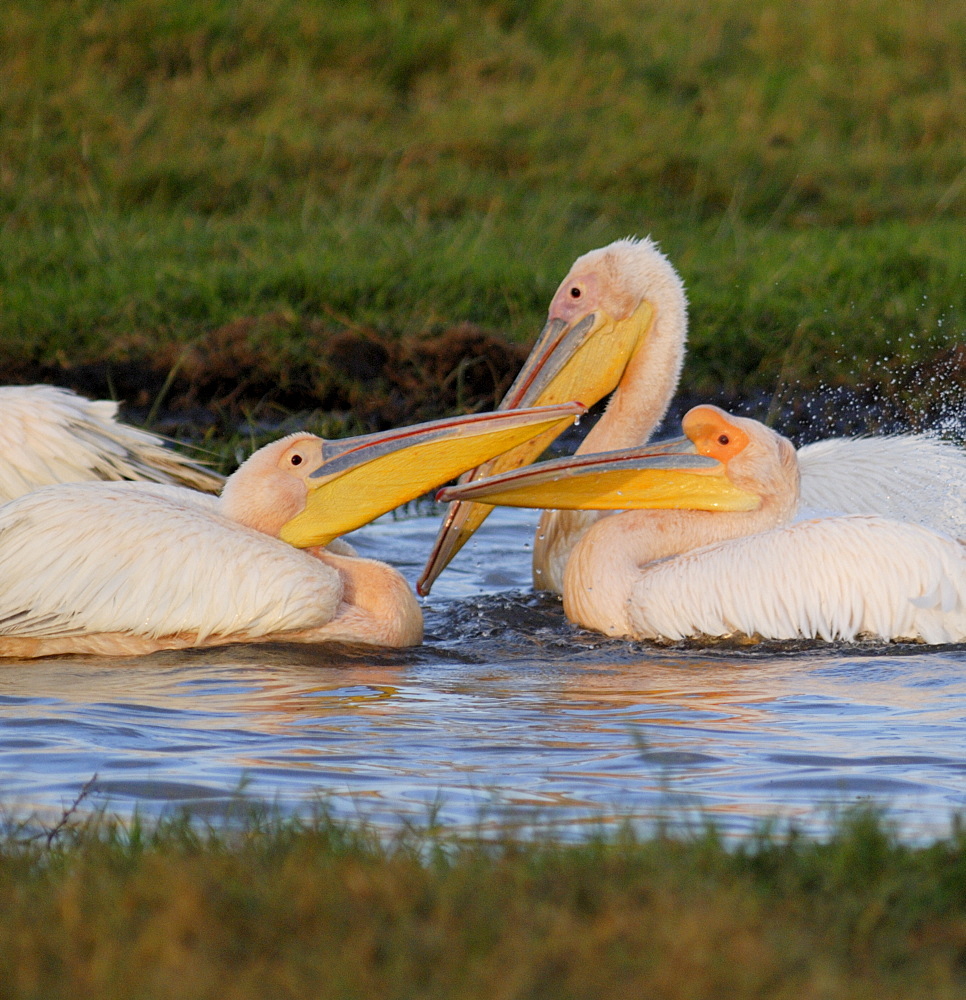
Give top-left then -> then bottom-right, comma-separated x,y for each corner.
2,507 -> 965,839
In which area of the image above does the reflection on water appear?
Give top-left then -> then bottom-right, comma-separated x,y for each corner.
1,506 -> 965,839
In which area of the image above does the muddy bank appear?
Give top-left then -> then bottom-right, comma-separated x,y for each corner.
0,317 -> 530,437
1,313 -> 961,445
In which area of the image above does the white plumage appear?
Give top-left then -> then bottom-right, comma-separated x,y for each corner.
797,434 -> 966,536
631,516 -> 966,644
0,385 -> 222,500
0,483 -> 340,645
0,433 -> 405,659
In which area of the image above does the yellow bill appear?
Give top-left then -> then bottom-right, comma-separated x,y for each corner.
416,299 -> 655,594
278,402 -> 586,548
436,445 -> 761,513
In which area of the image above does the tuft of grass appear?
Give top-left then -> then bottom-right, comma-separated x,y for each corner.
2,807 -> 966,999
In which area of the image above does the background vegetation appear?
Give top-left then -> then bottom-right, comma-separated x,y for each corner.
2,0 -> 965,435
2,809 -> 966,1000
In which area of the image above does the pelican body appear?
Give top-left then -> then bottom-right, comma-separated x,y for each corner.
418,237 -> 966,596
0,384 -> 223,499
440,405 -> 966,645
0,403 -> 583,658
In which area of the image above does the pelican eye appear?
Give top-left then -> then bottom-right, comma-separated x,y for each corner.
717,434 -> 730,445
290,454 -> 303,466
570,286 -> 581,298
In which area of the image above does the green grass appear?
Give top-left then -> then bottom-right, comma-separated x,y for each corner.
1,0 -> 965,419
5,0 -> 964,224
2,807 -> 966,999
3,211 -> 965,392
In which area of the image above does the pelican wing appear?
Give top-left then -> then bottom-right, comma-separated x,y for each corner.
630,516 -> 966,644
798,435 -> 966,537
0,483 -> 342,642
0,386 -> 223,501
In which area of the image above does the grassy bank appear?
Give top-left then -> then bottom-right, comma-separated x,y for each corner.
2,809 -> 966,999
2,0 -> 965,430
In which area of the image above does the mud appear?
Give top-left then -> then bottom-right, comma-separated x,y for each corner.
0,312 -> 959,446
0,316 -> 530,436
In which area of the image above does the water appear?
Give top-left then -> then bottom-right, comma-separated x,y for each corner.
2,506 -> 965,839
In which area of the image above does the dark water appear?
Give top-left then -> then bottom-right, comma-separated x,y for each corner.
1,507 -> 965,839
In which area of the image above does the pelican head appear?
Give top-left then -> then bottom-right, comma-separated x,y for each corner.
220,403 -> 586,549
681,406 -> 800,517
500,237 -> 684,410
417,236 -> 688,594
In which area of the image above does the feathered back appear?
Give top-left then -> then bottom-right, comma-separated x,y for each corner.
0,385 -> 223,501
798,434 -> 966,538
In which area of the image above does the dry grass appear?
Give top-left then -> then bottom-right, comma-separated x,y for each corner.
2,808 -> 966,999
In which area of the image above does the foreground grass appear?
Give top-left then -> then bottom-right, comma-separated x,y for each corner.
2,808 -> 966,999
1,0 -> 965,419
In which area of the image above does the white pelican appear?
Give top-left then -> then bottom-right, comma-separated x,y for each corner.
417,237 -> 966,595
0,403 -> 583,658
440,405 -> 966,644
0,384 -> 222,499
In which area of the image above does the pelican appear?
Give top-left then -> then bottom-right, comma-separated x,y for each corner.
440,405 -> 966,644
417,237 -> 966,595
0,384 -> 222,499
0,403 -> 583,658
